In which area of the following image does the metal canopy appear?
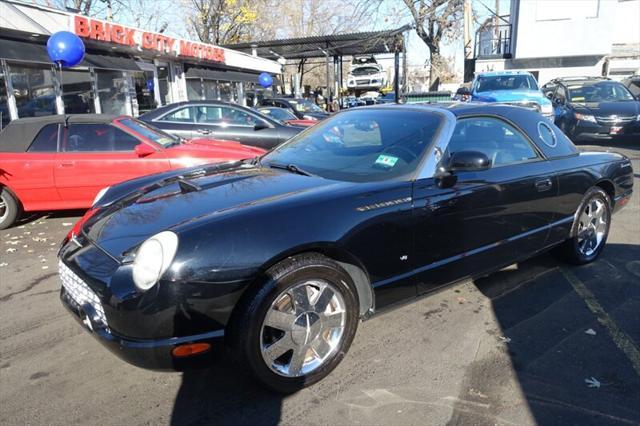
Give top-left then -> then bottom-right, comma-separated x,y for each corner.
223,26 -> 410,60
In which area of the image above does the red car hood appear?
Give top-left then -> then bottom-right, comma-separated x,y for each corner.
285,119 -> 317,127
169,138 -> 266,157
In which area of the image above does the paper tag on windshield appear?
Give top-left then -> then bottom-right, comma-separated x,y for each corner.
375,154 -> 398,168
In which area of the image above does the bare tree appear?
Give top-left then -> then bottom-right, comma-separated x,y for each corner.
402,0 -> 463,90
184,0 -> 260,45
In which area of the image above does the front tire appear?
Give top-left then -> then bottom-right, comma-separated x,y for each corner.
556,187 -> 611,265
228,253 -> 359,393
0,187 -> 20,230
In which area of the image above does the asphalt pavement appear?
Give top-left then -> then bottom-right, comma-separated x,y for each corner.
1,142 -> 639,426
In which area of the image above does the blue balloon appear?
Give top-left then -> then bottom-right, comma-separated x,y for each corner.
47,31 -> 85,67
258,72 -> 273,88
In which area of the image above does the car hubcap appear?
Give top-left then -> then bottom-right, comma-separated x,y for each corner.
260,280 -> 346,377
0,195 -> 7,222
577,198 -> 608,256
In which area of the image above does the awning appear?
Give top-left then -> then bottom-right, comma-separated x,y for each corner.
0,38 -> 141,71
185,67 -> 282,85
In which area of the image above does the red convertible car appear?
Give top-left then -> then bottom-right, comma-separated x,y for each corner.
0,114 -> 265,229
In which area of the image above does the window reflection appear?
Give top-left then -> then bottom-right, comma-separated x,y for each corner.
61,69 -> 95,114
10,63 -> 57,119
0,68 -> 9,129
96,70 -> 127,115
132,70 -> 156,115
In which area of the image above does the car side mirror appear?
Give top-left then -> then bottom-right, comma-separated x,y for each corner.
134,143 -> 155,157
449,150 -> 491,172
254,122 -> 270,131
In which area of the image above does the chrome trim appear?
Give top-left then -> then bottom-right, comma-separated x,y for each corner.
416,107 -> 458,179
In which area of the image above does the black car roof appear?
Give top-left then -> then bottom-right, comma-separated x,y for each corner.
0,114 -> 120,152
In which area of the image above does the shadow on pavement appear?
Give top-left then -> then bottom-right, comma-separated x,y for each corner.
452,243 -> 640,425
171,356 -> 283,426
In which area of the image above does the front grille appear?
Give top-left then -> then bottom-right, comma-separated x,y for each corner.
59,261 -> 108,327
356,79 -> 370,84
596,115 -> 635,124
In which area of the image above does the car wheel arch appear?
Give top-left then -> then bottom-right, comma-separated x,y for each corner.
0,184 -> 23,209
594,179 -> 615,207
252,244 -> 375,319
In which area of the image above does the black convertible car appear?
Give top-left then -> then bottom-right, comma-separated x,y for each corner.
139,100 -> 303,150
58,104 -> 633,392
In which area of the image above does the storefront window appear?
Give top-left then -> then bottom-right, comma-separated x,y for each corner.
219,81 -> 234,102
157,66 -> 171,105
96,70 -> 127,115
61,69 -> 95,114
203,79 -> 219,100
9,63 -> 57,119
186,78 -> 202,100
0,68 -> 9,130
131,71 -> 156,115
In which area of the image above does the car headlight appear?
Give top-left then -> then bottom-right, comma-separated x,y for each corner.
132,231 -> 178,291
302,115 -> 318,120
637,114 -> 640,121
540,103 -> 553,115
575,113 -> 597,123
92,186 -> 110,206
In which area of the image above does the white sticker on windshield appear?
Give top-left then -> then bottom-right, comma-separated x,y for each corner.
375,155 -> 399,168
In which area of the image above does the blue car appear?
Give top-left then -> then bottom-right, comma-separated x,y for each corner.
468,71 -> 554,119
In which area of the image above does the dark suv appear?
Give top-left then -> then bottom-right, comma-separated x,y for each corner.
548,77 -> 640,142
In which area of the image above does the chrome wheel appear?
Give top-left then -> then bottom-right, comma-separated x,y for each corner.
0,195 -> 6,222
260,280 -> 346,377
577,198 -> 608,256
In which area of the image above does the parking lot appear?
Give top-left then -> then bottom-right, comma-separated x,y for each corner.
1,141 -> 638,426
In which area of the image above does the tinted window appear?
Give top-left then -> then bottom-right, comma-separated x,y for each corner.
28,124 -> 58,152
568,81 -> 634,103
63,124 -> 139,152
262,109 -> 442,182
160,107 -> 195,122
194,105 -> 261,126
555,85 -> 567,102
447,117 -> 538,167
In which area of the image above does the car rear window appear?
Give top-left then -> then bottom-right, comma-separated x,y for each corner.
27,124 -> 58,152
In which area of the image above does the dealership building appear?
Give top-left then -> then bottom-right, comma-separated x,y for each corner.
0,0 -> 282,129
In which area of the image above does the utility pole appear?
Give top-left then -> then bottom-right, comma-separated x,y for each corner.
463,0 -> 473,82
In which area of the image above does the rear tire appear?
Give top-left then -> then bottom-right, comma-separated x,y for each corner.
227,253 -> 359,393
0,188 -> 20,230
555,187 -> 611,265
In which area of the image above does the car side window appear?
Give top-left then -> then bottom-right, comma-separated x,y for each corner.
27,124 -> 58,152
195,106 -> 260,126
447,117 -> 539,167
554,85 -> 567,104
62,124 -> 139,152
160,107 -> 195,123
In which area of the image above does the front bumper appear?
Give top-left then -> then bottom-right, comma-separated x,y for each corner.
573,120 -> 640,141
60,286 -> 225,371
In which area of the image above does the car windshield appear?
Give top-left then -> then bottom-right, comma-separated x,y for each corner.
568,82 -> 635,103
259,107 -> 297,121
476,74 -> 539,92
289,99 -> 324,113
261,109 -> 442,182
119,118 -> 179,147
351,66 -> 381,76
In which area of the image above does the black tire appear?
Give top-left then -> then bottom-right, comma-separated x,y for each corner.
227,253 -> 359,393
555,187 -> 611,265
0,187 -> 20,230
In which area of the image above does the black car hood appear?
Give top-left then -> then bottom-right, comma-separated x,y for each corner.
572,100 -> 640,117
82,165 -> 346,258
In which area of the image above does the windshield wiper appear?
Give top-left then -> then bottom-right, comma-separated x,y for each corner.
267,162 -> 314,176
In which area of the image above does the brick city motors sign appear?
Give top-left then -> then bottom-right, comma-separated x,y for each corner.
73,16 -> 225,63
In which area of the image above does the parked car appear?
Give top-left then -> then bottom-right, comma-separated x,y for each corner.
59,104 -> 633,392
621,74 -> 640,99
139,101 -> 303,150
548,77 -> 640,142
256,106 -> 317,127
347,56 -> 387,92
461,71 -> 554,119
377,92 -> 398,104
0,114 -> 264,229
259,98 -> 329,121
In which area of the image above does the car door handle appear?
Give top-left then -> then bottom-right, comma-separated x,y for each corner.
58,162 -> 74,168
196,129 -> 211,135
535,178 -> 553,192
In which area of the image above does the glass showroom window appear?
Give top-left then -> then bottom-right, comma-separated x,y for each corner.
157,66 -> 171,105
0,67 -> 9,129
96,70 -> 128,115
9,63 -> 57,119
219,81 -> 234,102
131,70 -> 156,115
61,69 -> 95,114
203,79 -> 219,100
186,78 -> 203,100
